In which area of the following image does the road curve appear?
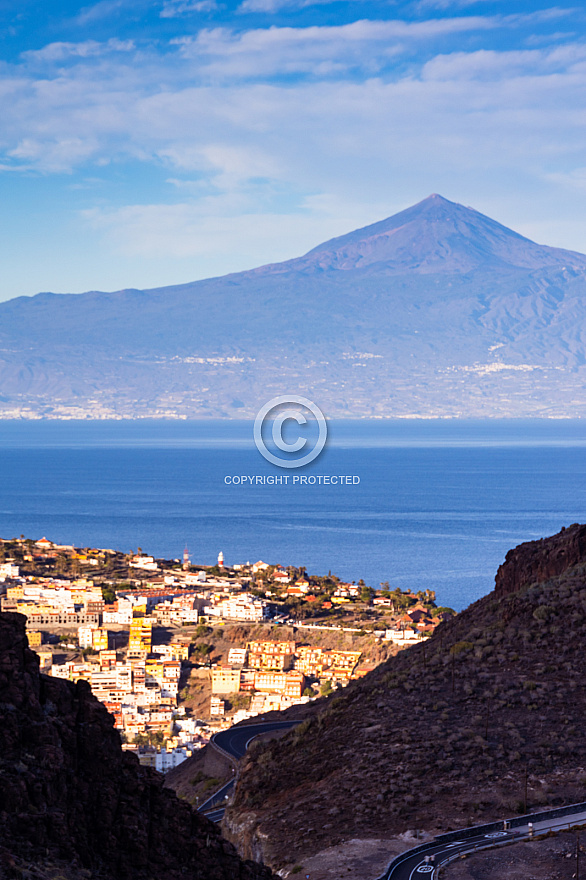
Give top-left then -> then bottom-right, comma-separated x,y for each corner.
198,719 -> 301,818
213,719 -> 301,760
378,805 -> 586,879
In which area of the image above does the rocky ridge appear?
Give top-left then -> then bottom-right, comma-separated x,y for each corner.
0,612 -> 274,880
495,522 -> 586,598
223,525 -> 586,874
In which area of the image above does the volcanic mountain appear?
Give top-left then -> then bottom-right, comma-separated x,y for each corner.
2,194 -> 586,418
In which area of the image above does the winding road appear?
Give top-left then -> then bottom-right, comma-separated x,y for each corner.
378,806 -> 586,879
198,718 -> 586,876
198,719 -> 301,819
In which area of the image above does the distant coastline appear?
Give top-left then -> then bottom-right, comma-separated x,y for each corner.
4,417 -> 586,448
1,420 -> 585,613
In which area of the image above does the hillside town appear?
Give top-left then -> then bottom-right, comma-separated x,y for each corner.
0,535 -> 454,772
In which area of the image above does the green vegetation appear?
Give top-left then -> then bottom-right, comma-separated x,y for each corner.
133,730 -> 167,747
360,586 -> 375,603
101,585 -> 116,604
201,777 -> 221,792
227,692 -> 251,711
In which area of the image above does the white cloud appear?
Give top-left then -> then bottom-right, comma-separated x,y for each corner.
421,42 -> 586,80
414,0 -> 504,10
74,0 -> 130,25
2,11 -> 586,267
8,136 -> 100,173
172,16 -> 499,79
81,189 -> 388,267
158,143 -> 282,184
161,0 -> 219,16
3,21 -> 586,184
238,0 -> 337,13
544,168 -> 586,193
21,38 -> 135,64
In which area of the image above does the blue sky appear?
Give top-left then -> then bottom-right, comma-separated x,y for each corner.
2,0 -> 586,299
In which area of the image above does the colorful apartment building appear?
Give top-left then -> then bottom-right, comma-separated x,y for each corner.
93,628 -> 109,651
100,649 -> 117,669
295,646 -> 361,680
128,618 -> 152,652
211,667 -> 242,694
253,670 -> 305,698
247,640 -> 296,671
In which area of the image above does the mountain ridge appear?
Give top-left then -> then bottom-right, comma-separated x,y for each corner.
2,195 -> 586,418
221,524 -> 586,874
249,194 -> 586,276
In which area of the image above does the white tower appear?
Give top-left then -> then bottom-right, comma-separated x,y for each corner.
218,551 -> 224,568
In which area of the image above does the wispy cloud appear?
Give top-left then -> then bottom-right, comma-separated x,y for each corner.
173,16 -> 499,79
2,13 -> 584,177
8,136 -> 101,173
81,189 -> 387,268
421,42 -> 586,80
238,0 -> 339,14
21,38 -> 135,64
2,6 -> 586,278
74,0 -> 130,25
414,0 -> 504,10
161,0 -> 219,17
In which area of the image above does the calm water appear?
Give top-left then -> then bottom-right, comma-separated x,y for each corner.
1,419 -> 586,611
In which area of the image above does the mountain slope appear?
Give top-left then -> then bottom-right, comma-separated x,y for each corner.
0,612 -> 275,880
256,193 -> 586,275
3,195 -> 586,417
223,524 -> 586,874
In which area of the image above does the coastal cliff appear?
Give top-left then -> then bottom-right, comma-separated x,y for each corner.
0,612 -> 274,880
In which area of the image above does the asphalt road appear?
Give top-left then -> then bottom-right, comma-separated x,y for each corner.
198,719 -> 301,819
213,719 -> 301,759
379,808 -> 586,879
199,720 -> 586,872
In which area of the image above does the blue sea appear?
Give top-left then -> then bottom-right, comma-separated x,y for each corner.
1,419 -> 586,612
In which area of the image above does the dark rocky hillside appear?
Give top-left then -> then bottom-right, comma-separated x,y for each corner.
0,612 -> 274,880
224,524 -> 586,873
495,522 -> 586,598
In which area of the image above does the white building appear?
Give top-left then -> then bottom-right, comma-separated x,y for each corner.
155,747 -> 191,773
219,594 -> 267,622
51,663 -> 73,679
252,561 -> 269,573
181,606 -> 199,624
78,624 -> 98,648
227,647 -> 248,666
130,556 -> 159,572
384,628 -> 422,644
210,696 -> 225,716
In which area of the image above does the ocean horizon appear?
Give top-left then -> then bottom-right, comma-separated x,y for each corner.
1,418 -> 586,612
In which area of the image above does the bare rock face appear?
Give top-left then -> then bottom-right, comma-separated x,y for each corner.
0,612 -> 274,880
494,523 -> 586,598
